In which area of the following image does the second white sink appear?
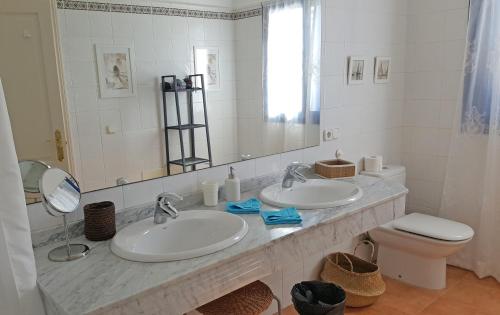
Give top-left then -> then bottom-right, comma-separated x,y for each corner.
111,210 -> 248,262
259,179 -> 363,209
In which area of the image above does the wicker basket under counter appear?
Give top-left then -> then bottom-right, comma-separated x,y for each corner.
314,159 -> 356,179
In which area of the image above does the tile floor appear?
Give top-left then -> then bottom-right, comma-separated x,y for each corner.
281,266 -> 500,315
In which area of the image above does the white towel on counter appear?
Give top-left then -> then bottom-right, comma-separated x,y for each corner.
0,78 -> 45,315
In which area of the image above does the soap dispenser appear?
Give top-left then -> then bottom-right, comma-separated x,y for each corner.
225,166 -> 240,201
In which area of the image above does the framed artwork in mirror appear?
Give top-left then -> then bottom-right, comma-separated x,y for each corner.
194,46 -> 220,90
347,56 -> 366,85
374,56 -> 391,84
95,44 -> 136,98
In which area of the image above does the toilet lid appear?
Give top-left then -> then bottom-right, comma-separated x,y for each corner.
392,213 -> 474,241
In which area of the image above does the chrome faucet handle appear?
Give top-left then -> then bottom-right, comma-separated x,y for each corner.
156,192 -> 183,204
282,162 -> 311,189
292,169 -> 307,182
286,162 -> 311,180
154,192 -> 182,223
286,162 -> 311,171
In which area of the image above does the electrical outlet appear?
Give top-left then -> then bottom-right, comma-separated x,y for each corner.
323,128 -> 339,141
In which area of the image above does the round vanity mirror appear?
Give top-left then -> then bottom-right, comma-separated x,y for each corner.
40,168 -> 81,215
39,168 -> 90,262
19,160 -> 50,194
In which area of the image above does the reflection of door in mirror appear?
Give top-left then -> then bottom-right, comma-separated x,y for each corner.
0,0 -> 71,193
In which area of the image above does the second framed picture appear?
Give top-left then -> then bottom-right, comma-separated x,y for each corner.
374,56 -> 391,84
193,46 -> 220,90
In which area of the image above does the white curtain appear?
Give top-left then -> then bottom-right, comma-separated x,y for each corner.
439,0 -> 500,281
262,0 -> 321,121
261,0 -> 321,153
0,78 -> 45,314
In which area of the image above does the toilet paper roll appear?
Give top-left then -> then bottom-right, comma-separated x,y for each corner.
364,155 -> 383,172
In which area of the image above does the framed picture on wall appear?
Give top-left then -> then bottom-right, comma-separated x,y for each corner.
374,56 -> 391,84
193,46 -> 220,90
347,56 -> 366,85
95,44 -> 136,98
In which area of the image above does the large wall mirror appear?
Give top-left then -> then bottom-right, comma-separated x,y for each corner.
1,0 -> 321,201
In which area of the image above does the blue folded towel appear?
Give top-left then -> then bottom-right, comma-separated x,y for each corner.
226,198 -> 262,214
261,207 -> 302,225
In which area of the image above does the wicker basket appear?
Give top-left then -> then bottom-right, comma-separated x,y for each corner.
84,201 -> 116,241
315,159 -> 356,179
197,281 -> 273,315
320,243 -> 385,307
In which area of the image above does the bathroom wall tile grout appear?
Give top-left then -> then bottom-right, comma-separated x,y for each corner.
58,5 -> 244,192
33,0 -> 468,229
402,0 -> 469,216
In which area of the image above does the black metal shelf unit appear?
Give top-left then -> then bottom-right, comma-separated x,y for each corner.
161,74 -> 212,175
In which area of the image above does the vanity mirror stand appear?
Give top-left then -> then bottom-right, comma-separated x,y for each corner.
46,217 -> 90,262
19,161 -> 90,262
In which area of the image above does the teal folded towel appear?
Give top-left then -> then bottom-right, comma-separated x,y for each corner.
226,198 -> 262,214
261,207 -> 302,225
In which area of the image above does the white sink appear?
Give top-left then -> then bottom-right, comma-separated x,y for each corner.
259,179 -> 363,209
111,210 -> 248,262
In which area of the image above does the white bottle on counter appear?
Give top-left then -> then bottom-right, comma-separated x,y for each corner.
225,166 -> 240,202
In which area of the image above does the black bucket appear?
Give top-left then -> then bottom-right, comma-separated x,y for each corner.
291,281 -> 346,315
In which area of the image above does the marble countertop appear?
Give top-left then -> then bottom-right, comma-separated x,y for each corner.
34,175 -> 407,315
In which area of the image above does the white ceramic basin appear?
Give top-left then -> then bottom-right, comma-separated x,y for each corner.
111,210 -> 248,262
259,179 -> 363,209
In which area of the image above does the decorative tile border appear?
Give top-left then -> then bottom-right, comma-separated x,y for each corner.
233,8 -> 262,20
87,2 -> 108,12
56,0 -> 65,9
57,0 -> 262,20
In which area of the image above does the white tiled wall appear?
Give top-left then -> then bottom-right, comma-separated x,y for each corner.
58,6 -> 239,192
319,0 -> 407,168
29,0 -> 409,233
55,0 -> 409,194
238,0 -> 409,166
402,0 -> 468,215
235,15 -> 265,158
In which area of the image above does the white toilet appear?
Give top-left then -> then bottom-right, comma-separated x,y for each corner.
361,165 -> 474,290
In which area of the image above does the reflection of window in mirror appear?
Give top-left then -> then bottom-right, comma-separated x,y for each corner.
263,0 -> 321,124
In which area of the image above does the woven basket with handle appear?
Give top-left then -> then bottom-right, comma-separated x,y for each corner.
320,240 -> 385,307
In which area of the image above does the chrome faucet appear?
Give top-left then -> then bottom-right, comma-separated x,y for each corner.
154,192 -> 183,224
282,162 -> 311,189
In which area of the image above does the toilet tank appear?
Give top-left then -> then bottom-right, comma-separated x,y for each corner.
360,165 -> 406,186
